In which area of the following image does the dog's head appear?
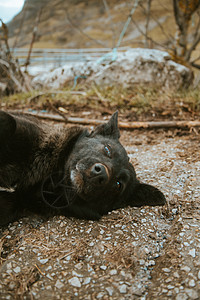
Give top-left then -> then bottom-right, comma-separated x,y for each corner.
65,112 -> 166,211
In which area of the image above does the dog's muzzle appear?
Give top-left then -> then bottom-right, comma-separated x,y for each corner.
70,162 -> 110,195
90,163 -> 109,186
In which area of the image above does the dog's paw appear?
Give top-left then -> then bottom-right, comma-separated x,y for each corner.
0,191 -> 18,226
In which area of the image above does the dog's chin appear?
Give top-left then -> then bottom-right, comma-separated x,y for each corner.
70,167 -> 102,202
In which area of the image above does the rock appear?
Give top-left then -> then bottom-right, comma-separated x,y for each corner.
75,262 -> 83,270
167,285 -> 174,289
119,284 -> 127,293
83,277 -> 91,285
8,281 -> 17,290
96,292 -> 105,299
163,268 -> 171,273
32,49 -> 193,90
55,280 -> 64,289
188,249 -> 196,258
68,277 -> 81,288
109,269 -> 117,275
174,271 -> 180,278
100,265 -> 107,270
185,288 -> 199,299
89,49 -> 193,89
188,279 -> 195,287
13,266 -> 21,273
72,271 -> 83,278
148,260 -> 155,266
105,287 -> 114,296
176,293 -> 188,300
38,258 -> 49,264
181,266 -> 191,272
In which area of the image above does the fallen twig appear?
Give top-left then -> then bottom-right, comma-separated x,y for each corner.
14,110 -> 200,130
34,264 -> 45,276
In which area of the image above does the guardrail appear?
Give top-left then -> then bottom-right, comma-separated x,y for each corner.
12,47 -> 130,67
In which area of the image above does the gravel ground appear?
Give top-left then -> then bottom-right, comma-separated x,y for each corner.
0,128 -> 199,300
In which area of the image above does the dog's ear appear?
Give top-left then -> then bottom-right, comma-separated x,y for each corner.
125,182 -> 166,207
90,111 -> 120,139
0,111 -> 16,141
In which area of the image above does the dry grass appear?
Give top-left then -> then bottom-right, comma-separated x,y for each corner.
9,266 -> 40,300
1,85 -> 200,120
106,244 -> 136,271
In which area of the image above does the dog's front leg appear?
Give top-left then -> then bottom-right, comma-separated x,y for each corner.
0,191 -> 22,226
63,202 -> 102,220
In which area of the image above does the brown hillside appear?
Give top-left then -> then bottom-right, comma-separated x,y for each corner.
7,0 -> 175,49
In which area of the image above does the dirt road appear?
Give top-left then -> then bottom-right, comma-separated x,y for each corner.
0,127 -> 199,299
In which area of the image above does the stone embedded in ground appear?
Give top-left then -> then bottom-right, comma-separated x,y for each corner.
68,277 -> 81,288
32,48 -> 193,90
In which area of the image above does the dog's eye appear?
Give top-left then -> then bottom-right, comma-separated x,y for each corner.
104,144 -> 112,157
116,181 -> 122,191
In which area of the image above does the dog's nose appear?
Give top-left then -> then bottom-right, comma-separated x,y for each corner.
90,163 -> 108,185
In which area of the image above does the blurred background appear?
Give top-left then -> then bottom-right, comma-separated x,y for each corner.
0,0 -> 200,120
1,0 -> 199,69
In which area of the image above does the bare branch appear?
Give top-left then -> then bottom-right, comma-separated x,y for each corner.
25,7 -> 43,69
186,34 -> 200,62
102,0 -> 116,48
115,0 -> 140,48
173,0 -> 200,58
65,11 -> 107,47
144,0 -> 152,47
14,110 -> 200,130
131,18 -> 172,51
185,10 -> 200,61
190,62 -> 200,69
0,19 -> 11,58
139,2 -> 174,44
191,54 -> 200,64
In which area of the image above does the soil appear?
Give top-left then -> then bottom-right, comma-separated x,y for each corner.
0,110 -> 200,299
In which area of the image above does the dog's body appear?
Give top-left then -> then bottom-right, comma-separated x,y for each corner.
0,110 -> 166,225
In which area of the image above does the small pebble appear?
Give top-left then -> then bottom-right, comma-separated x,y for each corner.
185,288 -> 199,299
13,267 -> 21,274
163,268 -> 171,273
176,293 -> 188,300
110,269 -> 117,275
188,279 -> 195,287
181,266 -> 191,272
188,249 -> 196,257
38,258 -> 49,264
83,277 -> 91,285
68,277 -> 81,288
119,284 -> 127,293
106,287 -> 114,296
55,280 -> 64,289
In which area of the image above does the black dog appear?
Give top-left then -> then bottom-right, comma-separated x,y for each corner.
0,110 -> 166,225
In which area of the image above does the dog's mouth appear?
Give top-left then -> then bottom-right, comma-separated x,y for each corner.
70,162 -> 110,196
41,162 -> 111,208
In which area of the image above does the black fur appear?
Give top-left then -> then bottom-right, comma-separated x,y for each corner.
0,110 -> 166,225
